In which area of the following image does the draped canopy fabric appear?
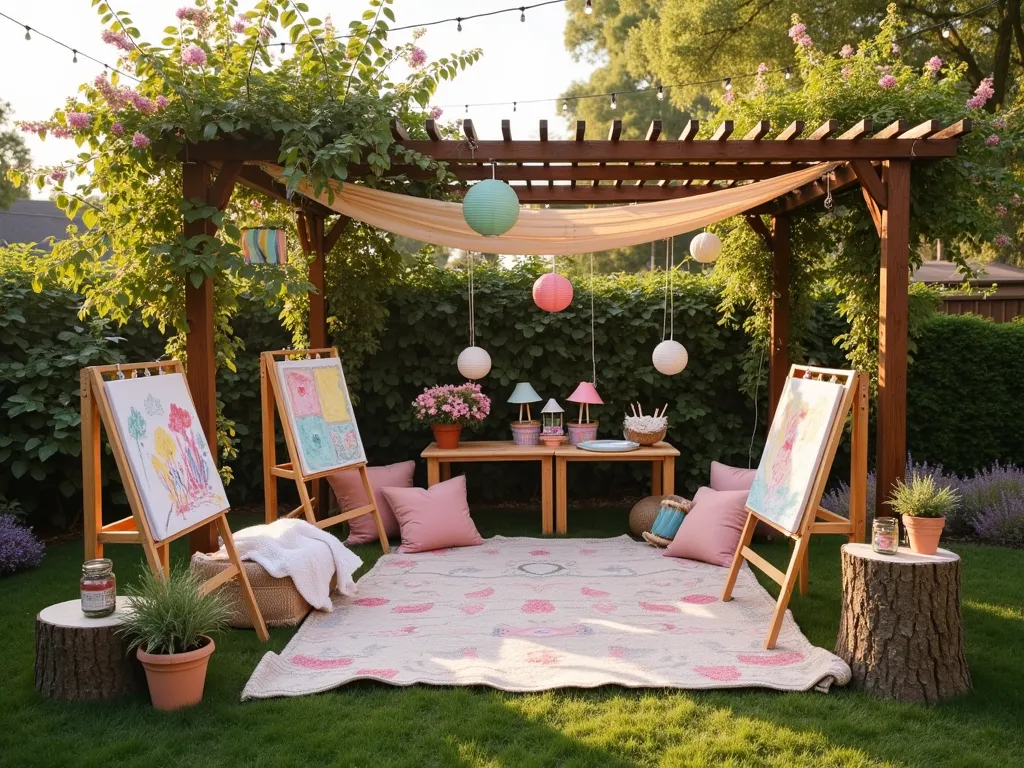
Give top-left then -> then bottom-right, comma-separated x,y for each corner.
262,161 -> 840,255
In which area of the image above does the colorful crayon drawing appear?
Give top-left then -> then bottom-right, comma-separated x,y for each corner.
746,377 -> 844,534
105,374 -> 227,541
275,357 -> 366,475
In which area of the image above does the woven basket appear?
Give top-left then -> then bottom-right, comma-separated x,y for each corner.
190,554 -> 335,628
624,426 -> 667,445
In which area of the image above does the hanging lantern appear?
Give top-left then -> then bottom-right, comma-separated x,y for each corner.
457,345 -> 491,380
463,177 -> 520,237
241,227 -> 287,265
689,232 -> 722,264
653,339 -> 689,376
533,271 -> 573,312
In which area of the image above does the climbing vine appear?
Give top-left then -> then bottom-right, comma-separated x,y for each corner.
713,6 -> 1022,380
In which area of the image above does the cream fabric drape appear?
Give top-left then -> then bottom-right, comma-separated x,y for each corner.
261,162 -> 840,255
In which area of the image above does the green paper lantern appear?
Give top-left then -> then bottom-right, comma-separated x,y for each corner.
463,179 -> 520,237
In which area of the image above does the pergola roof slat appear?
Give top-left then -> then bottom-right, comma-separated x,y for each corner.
776,121 -> 805,141
679,120 -> 700,141
809,120 -> 839,140
873,119 -> 908,139
425,119 -> 442,142
838,120 -> 872,140
930,119 -> 972,139
744,120 -> 770,141
899,119 -> 942,139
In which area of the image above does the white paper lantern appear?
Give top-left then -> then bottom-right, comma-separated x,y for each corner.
457,346 -> 492,380
689,232 -> 722,263
652,340 -> 689,376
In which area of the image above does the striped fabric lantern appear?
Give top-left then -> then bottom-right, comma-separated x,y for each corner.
241,228 -> 287,265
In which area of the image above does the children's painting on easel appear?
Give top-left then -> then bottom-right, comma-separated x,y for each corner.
104,373 -> 227,541
746,377 -> 844,535
273,357 -> 365,475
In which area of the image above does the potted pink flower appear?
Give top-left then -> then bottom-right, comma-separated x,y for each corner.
413,383 -> 491,449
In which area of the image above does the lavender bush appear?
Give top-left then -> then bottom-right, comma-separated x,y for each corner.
0,513 -> 46,576
972,493 -> 1024,548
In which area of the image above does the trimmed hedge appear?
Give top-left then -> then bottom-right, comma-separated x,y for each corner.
907,314 -> 1024,475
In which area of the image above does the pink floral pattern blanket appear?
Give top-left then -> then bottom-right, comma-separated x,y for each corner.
242,536 -> 850,699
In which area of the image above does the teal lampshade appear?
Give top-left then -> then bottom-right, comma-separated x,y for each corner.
463,179 -> 520,237
507,382 -> 542,404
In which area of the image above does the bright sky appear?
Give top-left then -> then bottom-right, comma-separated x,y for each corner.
1,0 -> 594,198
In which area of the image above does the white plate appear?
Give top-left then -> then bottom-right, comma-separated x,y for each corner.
576,439 -> 641,453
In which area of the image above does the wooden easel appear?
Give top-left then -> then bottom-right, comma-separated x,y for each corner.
261,348 -> 391,552
81,360 -> 269,642
722,365 -> 868,649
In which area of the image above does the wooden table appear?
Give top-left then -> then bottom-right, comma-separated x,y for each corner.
421,441 -> 555,534
553,442 -> 679,534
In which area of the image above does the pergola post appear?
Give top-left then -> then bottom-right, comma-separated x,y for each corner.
768,214 -> 791,423
876,160 -> 911,518
183,162 -> 220,553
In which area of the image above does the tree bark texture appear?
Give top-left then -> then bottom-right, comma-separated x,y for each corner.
834,545 -> 971,704
34,613 -> 143,701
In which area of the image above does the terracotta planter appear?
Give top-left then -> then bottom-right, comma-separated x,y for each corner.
902,514 -> 945,555
431,424 -> 462,449
567,421 -> 599,446
510,421 -> 541,446
137,636 -> 215,711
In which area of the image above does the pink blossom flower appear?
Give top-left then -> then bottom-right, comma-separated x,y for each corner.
130,93 -> 157,114
101,29 -> 133,51
840,44 -> 854,59
182,43 -> 207,67
756,62 -> 769,75
926,56 -> 943,73
67,112 -> 91,130
878,74 -> 897,89
93,74 -> 132,110
788,23 -> 806,39
111,121 -> 124,135
156,95 -> 169,108
51,126 -> 75,139
994,234 -> 1011,248
18,120 -> 49,137
891,43 -> 901,55
429,106 -> 443,120
986,134 -> 1000,147
49,168 -> 67,183
408,46 -> 427,68
797,34 -> 813,48
967,76 -> 994,109
132,132 -> 151,148
175,7 -> 192,21
841,66 -> 852,79
996,204 -> 1008,216
232,18 -> 246,33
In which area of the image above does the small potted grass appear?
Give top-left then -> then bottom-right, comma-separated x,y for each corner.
118,568 -> 228,711
887,474 -> 960,555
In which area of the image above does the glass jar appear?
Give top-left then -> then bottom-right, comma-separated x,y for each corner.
871,518 -> 900,555
80,558 -> 117,618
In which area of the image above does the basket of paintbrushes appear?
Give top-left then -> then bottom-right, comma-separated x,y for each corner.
623,403 -> 669,445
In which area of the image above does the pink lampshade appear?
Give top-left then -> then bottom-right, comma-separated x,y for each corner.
567,381 -> 603,405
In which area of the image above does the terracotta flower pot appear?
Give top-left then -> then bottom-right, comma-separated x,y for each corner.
431,424 -> 462,449
902,514 -> 945,556
137,636 -> 215,711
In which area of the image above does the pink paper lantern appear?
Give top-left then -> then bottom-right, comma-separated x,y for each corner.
532,272 -> 574,312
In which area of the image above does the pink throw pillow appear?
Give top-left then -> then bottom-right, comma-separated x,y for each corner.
327,461 -> 414,546
383,475 -> 483,554
664,486 -> 749,567
710,461 -> 757,492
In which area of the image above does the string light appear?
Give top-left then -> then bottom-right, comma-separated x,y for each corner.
520,7 -> 526,22
784,66 -> 791,80
585,0 -> 593,14
610,92 -> 617,109
24,25 -> 31,40
723,77 -> 732,91
561,99 -> 568,112
280,42 -> 285,54
72,49 -> 77,63
513,101 -> 517,112
656,83 -> 664,100
942,27 -> 951,38
457,17 -> 463,31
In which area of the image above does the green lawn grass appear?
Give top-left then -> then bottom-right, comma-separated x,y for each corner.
2,507 -> 1022,768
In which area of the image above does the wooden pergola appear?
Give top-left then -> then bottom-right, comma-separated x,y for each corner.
178,115 -> 970,550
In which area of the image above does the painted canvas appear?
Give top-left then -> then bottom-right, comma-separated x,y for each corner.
746,377 -> 845,535
274,357 -> 365,475
104,373 -> 228,541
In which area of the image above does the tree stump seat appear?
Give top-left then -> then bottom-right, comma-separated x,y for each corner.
34,598 -> 143,701
834,543 -> 971,704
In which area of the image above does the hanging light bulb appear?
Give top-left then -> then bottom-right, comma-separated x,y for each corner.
465,104 -> 469,114
656,84 -> 664,101
280,42 -> 285,54
72,49 -> 78,63
610,92 -> 617,110
723,77 -> 732,91
561,99 -> 568,112
24,26 -> 31,41
784,66 -> 792,80
456,17 -> 463,32
520,7 -> 526,22
513,101 -> 517,113
585,0 -> 594,15
942,27 -> 951,39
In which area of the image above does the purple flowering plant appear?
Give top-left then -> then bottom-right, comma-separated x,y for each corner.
413,384 -> 491,427
0,512 -> 46,576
